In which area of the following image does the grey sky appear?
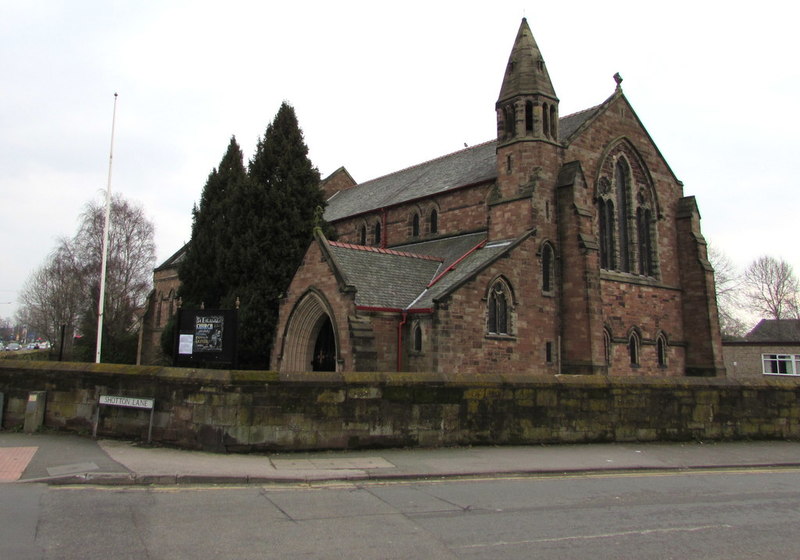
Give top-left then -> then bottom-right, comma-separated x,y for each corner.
1,1 -> 797,325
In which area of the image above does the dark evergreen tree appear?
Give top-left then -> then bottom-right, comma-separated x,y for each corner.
177,105 -> 328,368
179,137 -> 247,308
230,102 -> 326,367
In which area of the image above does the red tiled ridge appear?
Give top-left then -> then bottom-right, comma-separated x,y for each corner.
328,241 -> 444,262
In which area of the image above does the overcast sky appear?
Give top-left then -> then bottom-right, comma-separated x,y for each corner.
1,1 -> 797,325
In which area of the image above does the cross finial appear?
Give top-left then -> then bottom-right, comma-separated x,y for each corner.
613,72 -> 623,88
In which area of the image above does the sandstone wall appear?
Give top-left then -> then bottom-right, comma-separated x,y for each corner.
1,360 -> 797,453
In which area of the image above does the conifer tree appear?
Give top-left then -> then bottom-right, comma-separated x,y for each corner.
177,104 -> 328,368
231,102 -> 325,366
179,137 -> 247,308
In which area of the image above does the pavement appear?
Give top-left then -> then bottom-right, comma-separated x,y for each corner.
2,431 -> 800,485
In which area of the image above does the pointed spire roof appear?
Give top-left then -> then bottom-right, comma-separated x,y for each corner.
498,18 -> 557,104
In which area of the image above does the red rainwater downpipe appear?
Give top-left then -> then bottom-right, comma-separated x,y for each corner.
397,311 -> 409,372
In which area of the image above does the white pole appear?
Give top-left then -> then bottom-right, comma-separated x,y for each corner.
96,93 -> 118,363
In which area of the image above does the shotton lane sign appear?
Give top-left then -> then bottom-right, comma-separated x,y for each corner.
94,395 -> 155,442
98,395 -> 154,409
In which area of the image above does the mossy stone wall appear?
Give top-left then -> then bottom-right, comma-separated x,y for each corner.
1,361 -> 798,452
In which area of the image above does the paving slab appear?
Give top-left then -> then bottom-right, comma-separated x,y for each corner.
3,431 -> 800,485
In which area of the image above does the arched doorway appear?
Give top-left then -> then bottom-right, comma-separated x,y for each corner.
312,316 -> 336,371
279,291 -> 339,372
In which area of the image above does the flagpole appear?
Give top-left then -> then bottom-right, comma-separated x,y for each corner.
96,93 -> 118,363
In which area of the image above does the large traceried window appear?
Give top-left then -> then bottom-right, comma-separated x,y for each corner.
487,279 -> 513,335
597,146 -> 658,277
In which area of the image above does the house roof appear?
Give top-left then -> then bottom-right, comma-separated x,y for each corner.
322,103 -> 600,224
154,243 -> 188,272
745,319 -> 800,343
323,141 -> 497,222
325,241 -> 443,309
320,230 -> 529,312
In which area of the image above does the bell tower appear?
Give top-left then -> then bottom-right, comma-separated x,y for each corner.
490,18 -> 561,240
496,18 -> 559,145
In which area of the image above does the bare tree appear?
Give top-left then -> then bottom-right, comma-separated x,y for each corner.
17,194 -> 156,362
743,256 -> 799,320
708,243 -> 748,337
71,195 -> 156,361
17,239 -> 84,348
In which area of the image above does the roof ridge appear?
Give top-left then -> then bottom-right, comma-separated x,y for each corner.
357,140 -> 496,187
328,241 -> 444,262
559,103 -> 602,121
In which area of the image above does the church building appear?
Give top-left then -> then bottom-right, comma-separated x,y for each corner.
270,18 -> 725,377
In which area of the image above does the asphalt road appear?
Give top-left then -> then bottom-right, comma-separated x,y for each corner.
4,468 -> 800,559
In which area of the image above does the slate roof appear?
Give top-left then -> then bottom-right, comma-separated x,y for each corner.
324,141 -> 497,222
323,106 -> 601,223
154,243 -> 188,272
326,242 -> 443,309
322,231 -> 527,311
745,319 -> 800,343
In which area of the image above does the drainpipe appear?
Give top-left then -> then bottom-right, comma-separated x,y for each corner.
397,311 -> 409,372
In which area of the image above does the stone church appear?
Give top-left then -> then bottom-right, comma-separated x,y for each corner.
270,18 -> 725,377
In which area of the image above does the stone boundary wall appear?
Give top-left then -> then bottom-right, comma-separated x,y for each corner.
1,360 -> 798,452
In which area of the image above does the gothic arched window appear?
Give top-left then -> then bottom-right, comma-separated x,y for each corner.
615,159 -> 632,272
599,199 -> 615,269
628,331 -> 640,366
598,144 -> 659,277
603,328 -> 612,365
657,333 -> 668,367
429,208 -> 438,234
637,207 -> 654,276
504,105 -> 515,138
487,280 -> 512,335
542,102 -> 550,139
359,224 -> 367,245
525,101 -> 534,134
413,323 -> 422,353
411,213 -> 420,238
373,221 -> 382,246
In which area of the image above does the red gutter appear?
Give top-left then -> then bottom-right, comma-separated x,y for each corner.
397,311 -> 409,372
356,306 -> 433,314
427,239 -> 486,288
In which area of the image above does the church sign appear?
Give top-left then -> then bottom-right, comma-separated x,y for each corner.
173,308 -> 238,368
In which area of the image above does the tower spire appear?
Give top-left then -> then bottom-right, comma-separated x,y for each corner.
498,18 -> 556,103
496,18 -> 559,144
